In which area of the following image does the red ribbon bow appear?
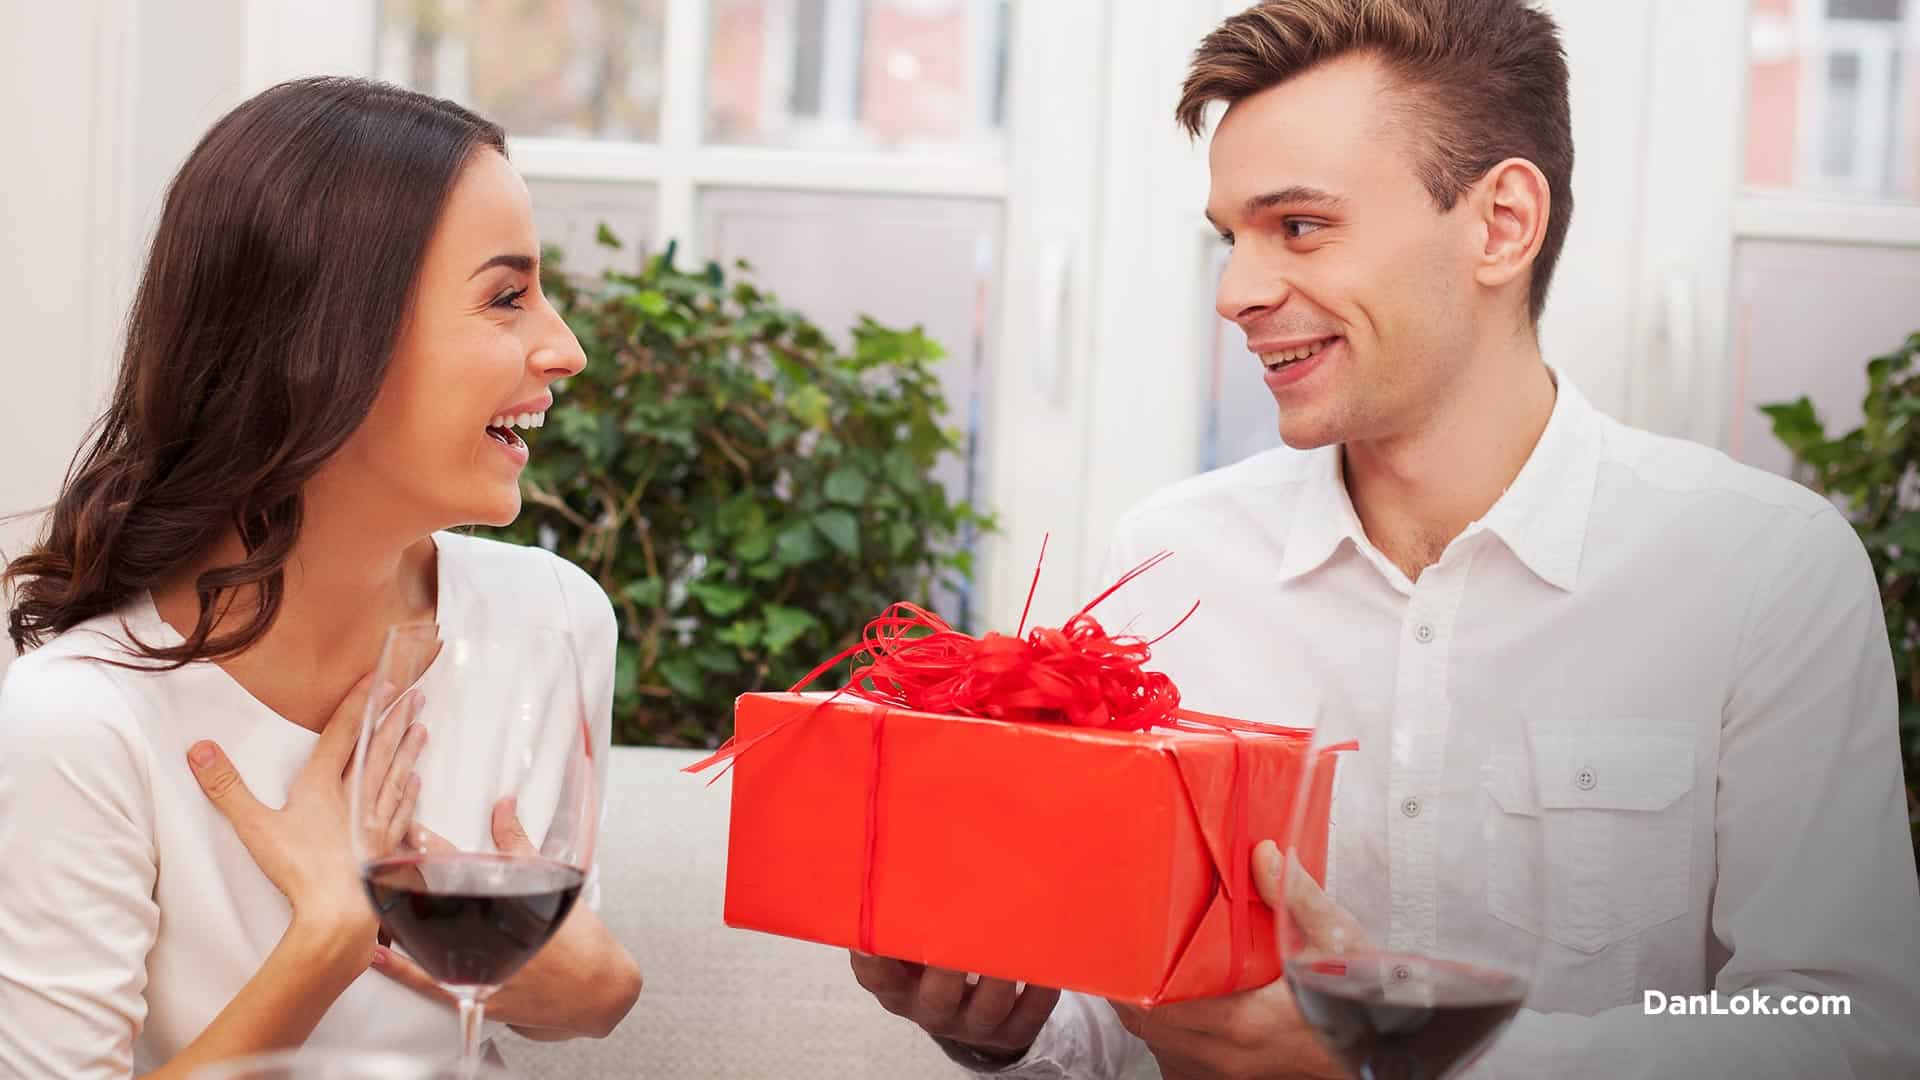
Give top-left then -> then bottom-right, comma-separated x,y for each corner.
686,541 -> 1200,779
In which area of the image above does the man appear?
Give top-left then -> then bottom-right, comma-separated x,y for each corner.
849,1 -> 1920,1077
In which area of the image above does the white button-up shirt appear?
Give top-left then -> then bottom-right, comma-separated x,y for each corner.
966,378 -> 1920,1079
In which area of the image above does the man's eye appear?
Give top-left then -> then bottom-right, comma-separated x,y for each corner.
492,287 -> 529,310
1284,219 -> 1326,240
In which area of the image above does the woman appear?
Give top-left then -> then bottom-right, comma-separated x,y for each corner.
0,77 -> 642,1076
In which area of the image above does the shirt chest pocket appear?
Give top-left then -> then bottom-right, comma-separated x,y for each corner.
1483,733 -> 1696,954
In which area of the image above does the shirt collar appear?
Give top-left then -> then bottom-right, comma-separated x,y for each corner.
1272,371 -> 1602,593
1474,374 -> 1601,592
1274,444 -> 1369,586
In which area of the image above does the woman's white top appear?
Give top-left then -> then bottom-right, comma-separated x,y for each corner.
0,532 -> 616,1077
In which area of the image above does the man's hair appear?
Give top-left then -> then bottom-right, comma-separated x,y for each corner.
1179,0 -> 1573,323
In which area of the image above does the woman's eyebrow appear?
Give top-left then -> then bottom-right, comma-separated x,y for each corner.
468,253 -> 536,279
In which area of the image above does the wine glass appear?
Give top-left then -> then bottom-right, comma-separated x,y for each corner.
189,1050 -> 513,1080
350,625 -> 600,1069
1276,693 -> 1545,1080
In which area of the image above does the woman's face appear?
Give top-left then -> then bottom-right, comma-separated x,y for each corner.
333,149 -> 586,530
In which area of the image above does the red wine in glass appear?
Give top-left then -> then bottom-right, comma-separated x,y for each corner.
364,852 -> 584,988
1285,951 -> 1526,1080
352,625 -> 600,1067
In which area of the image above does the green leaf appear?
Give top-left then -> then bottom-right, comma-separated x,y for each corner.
634,289 -> 670,318
688,580 -> 753,617
692,644 -> 743,674
657,655 -> 706,699
888,520 -> 917,557
775,521 -> 825,565
595,223 -> 624,249
813,509 -> 861,556
621,579 -> 664,608
824,466 -> 870,505
1760,398 -> 1827,461
736,526 -> 774,562
762,605 -> 821,655
787,385 -> 831,429
716,619 -> 762,649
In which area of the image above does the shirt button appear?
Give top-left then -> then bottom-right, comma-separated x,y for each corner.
1392,963 -> 1413,982
1413,622 -> 1435,644
1400,796 -> 1421,818
1576,767 -> 1597,791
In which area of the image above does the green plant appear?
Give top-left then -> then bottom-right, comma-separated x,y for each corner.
480,233 -> 991,746
1763,331 -> 1920,856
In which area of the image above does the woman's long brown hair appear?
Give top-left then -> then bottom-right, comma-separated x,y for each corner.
4,77 -> 505,663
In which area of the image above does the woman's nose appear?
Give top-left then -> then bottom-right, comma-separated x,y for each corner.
532,303 -> 587,378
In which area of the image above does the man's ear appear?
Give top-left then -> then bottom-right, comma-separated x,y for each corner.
1471,157 -> 1551,296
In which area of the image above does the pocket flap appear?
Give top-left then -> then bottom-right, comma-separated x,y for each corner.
1533,734 -> 1694,811
1483,734 -> 1694,813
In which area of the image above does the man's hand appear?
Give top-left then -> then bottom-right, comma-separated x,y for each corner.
849,953 -> 1059,1065
1105,840 -> 1346,1080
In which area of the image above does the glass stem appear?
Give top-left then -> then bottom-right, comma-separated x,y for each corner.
453,989 -> 487,1072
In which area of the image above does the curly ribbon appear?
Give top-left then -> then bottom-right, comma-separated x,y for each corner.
687,539 -> 1271,986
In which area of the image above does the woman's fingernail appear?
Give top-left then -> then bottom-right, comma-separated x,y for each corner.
188,742 -> 217,767
371,946 -> 388,967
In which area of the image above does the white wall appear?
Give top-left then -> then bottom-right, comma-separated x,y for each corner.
0,0 -> 260,673
3,2 -> 129,673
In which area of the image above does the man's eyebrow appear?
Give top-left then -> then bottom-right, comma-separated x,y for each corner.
469,253 -> 537,279
1245,186 -> 1348,214
1205,186 -> 1349,231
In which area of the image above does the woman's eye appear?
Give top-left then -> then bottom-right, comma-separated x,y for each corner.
1284,219 -> 1325,240
492,287 -> 529,311
1216,231 -> 1235,248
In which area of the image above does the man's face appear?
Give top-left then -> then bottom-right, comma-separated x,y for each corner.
1207,53 -> 1485,450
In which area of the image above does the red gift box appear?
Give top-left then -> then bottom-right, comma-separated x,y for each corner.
718,690 -> 1333,1005
691,548 -> 1339,1004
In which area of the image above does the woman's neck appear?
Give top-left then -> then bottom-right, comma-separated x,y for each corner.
153,481 -> 440,731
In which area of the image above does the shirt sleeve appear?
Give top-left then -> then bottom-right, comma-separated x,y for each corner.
547,550 -> 619,910
1470,505 -> 1920,1078
935,991 -> 1152,1078
0,655 -> 159,1080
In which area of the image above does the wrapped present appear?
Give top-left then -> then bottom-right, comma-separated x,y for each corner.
688,550 -> 1340,1006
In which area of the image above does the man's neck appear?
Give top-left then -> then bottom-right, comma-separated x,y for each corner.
1341,339 -> 1557,583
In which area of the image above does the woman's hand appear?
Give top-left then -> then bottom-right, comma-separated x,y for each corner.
138,678 -> 431,1076
185,672 -> 428,962
372,799 -> 643,1039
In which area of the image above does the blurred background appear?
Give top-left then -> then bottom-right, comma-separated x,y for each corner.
3,7 -> 1914,1069
4,0 -> 1918,660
